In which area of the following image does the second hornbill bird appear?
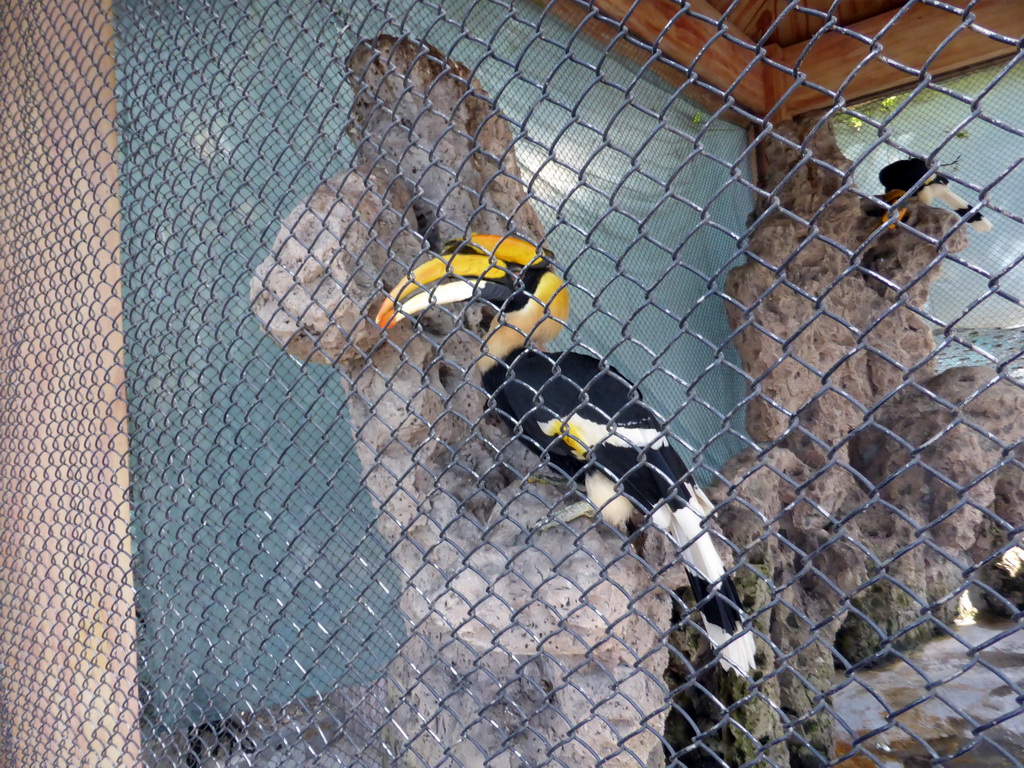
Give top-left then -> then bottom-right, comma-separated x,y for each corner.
374,233 -> 756,675
870,157 -> 993,232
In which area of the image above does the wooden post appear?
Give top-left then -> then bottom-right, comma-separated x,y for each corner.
0,1 -> 138,766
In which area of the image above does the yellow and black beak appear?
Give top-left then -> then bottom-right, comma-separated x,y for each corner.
375,234 -> 570,335
374,251 -> 516,330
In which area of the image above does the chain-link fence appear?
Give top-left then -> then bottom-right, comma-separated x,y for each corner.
3,0 -> 1024,766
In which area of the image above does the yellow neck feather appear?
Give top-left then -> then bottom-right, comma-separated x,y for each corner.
474,269 -> 569,373
476,299 -> 562,372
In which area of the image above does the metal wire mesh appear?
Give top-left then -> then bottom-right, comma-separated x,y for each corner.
2,0 -> 1024,766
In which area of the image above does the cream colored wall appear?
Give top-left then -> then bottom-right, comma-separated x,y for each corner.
0,1 -> 138,765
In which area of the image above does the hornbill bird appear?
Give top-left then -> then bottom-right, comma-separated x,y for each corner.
869,157 -> 992,232
374,233 -> 756,675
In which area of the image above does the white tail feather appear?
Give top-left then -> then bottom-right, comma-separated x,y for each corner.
652,493 -> 756,675
919,183 -> 992,231
707,623 -> 757,676
658,501 -> 726,584
918,182 -> 970,211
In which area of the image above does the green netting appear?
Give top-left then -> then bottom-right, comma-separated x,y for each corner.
114,0 -> 400,729
114,0 -> 753,732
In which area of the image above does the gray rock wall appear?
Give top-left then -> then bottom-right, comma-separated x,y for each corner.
251,36 -> 677,768
718,114 -> 1024,765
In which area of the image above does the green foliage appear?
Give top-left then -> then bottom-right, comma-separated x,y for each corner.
835,114 -> 864,131
835,93 -> 907,133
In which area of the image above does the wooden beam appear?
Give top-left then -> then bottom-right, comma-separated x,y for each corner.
705,0 -> 780,42
588,0 -> 770,114
700,1 -> 902,45
542,0 -> 1018,120
775,0 -> 1024,116
706,1 -> 902,47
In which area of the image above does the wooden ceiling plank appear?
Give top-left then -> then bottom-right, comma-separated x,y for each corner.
770,1 -> 904,47
775,0 -> 1024,116
713,0 -> 780,42
589,0 -> 769,113
697,1 -> 904,47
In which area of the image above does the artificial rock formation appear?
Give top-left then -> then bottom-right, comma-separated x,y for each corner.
251,38 -> 1024,767
719,114 -> 1024,766
251,36 -> 683,768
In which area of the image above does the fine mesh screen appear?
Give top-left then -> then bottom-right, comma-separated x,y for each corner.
114,1 -> 401,730
114,0 -> 754,735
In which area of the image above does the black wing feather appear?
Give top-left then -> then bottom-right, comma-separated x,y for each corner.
482,346 -> 753,673
484,349 -> 693,508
